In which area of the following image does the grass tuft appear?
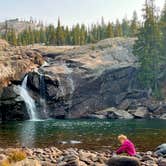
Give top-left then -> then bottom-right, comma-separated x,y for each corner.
8,150 -> 27,163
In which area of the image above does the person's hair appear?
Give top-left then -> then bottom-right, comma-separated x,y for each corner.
118,134 -> 127,141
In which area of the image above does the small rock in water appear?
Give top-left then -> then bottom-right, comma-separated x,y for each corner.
69,140 -> 82,144
59,141 -> 68,144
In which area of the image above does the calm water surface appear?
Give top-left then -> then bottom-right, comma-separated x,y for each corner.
0,119 -> 166,151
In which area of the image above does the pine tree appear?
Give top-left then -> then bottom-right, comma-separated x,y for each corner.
133,0 -> 163,96
72,24 -> 81,45
46,25 -> 56,45
106,22 -> 114,38
160,0 -> 166,57
114,19 -> 123,37
100,17 -> 107,39
17,33 -> 22,45
4,21 -> 8,40
131,11 -> 139,37
122,17 -> 131,37
56,18 -> 65,45
28,27 -> 35,45
80,24 -> 87,45
39,27 -> 46,44
10,29 -> 17,46
91,24 -> 98,42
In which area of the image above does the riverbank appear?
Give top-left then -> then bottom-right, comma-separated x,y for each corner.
0,146 -> 165,166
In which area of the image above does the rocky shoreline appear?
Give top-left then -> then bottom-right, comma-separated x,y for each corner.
0,146 -> 166,166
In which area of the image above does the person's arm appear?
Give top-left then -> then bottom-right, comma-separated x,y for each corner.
116,144 -> 127,154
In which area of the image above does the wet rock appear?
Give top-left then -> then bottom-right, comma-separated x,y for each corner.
86,114 -> 106,119
0,85 -> 29,121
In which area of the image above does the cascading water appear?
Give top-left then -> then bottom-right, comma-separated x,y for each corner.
19,75 -> 39,121
39,74 -> 48,118
63,63 -> 75,94
61,63 -> 75,118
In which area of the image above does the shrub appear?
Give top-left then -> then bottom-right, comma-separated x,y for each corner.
8,150 -> 27,163
0,159 -> 10,166
91,45 -> 95,50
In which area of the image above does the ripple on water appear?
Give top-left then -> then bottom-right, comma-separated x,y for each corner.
0,119 -> 166,151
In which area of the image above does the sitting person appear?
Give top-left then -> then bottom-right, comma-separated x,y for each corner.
116,134 -> 136,156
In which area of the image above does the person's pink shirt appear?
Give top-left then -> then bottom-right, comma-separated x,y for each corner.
116,139 -> 136,156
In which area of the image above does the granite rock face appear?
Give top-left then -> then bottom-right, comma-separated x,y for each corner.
1,38 -> 164,120
27,38 -> 149,119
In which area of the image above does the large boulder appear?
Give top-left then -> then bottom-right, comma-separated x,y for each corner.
107,156 -> 141,166
155,144 -> 166,156
129,107 -> 148,118
107,108 -> 134,119
96,107 -> 134,119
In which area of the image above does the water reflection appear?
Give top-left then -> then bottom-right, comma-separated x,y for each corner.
20,120 -> 39,147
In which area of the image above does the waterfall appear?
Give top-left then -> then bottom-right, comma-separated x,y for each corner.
39,74 -> 48,118
56,75 -> 65,97
62,63 -> 75,118
63,64 -> 75,94
19,75 -> 39,121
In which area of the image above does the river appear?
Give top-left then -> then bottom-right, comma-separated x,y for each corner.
0,119 -> 165,151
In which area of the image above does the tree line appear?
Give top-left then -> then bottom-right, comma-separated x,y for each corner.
133,0 -> 166,98
1,12 -> 140,46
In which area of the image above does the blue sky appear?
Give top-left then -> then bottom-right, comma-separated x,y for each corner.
0,0 -> 165,26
